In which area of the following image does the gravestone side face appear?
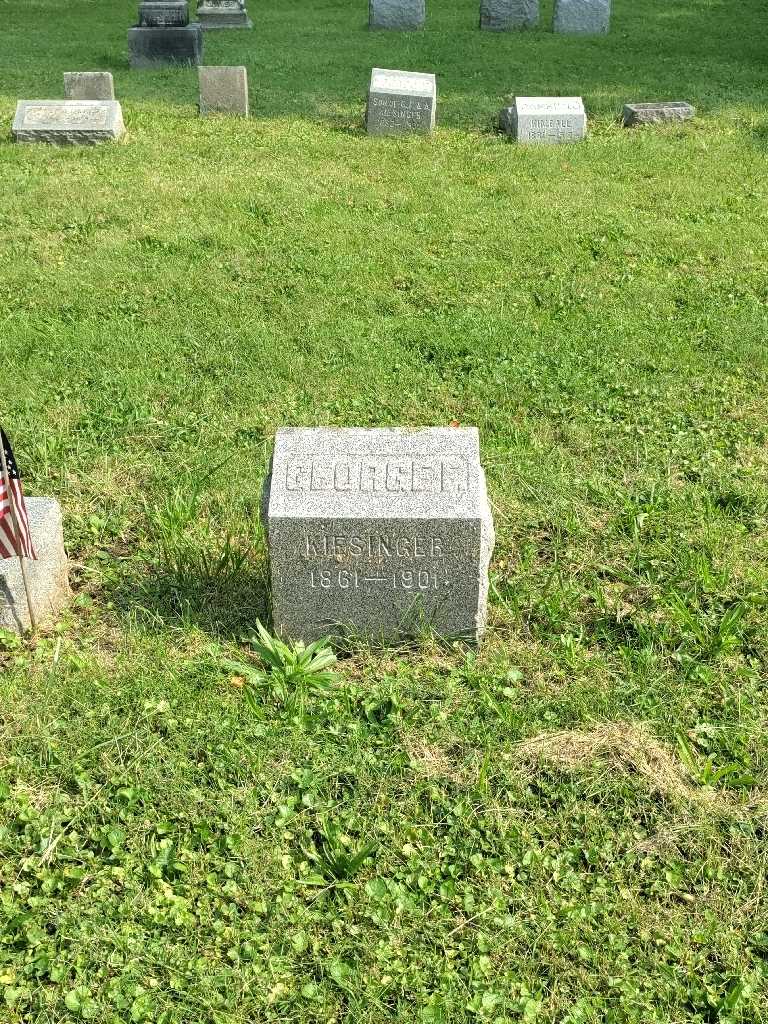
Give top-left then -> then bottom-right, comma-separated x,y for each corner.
63,72 -> 115,101
12,100 -> 125,144
367,68 -> 436,136
196,0 -> 252,29
369,0 -> 426,30
129,2 -> 203,68
505,96 -> 586,143
199,66 -> 248,115
0,499 -> 70,634
480,0 -> 538,30
623,101 -> 695,126
139,1 -> 189,26
553,0 -> 609,33
265,427 -> 495,644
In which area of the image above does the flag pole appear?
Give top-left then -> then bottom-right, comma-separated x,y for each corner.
0,441 -> 36,635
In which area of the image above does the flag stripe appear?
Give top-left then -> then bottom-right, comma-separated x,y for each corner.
0,430 -> 36,561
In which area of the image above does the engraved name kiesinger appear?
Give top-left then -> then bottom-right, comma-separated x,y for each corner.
286,456 -> 468,494
305,532 -> 446,558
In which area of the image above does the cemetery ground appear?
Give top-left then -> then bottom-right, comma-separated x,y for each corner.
1,0 -> 768,1020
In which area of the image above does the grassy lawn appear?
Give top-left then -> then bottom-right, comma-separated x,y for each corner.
1,0 -> 768,1020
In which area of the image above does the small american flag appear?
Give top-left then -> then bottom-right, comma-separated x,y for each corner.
0,428 -> 36,561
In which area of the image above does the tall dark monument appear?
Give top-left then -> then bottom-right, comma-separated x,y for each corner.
128,2 -> 203,68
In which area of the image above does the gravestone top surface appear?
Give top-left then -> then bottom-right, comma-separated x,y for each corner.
515,96 -> 585,115
12,100 -> 125,144
63,71 -> 115,101
265,427 -> 495,643
623,101 -> 695,125
370,67 -> 436,97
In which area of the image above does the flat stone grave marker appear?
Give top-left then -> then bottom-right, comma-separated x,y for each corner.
623,101 -> 695,127
12,100 -> 125,145
264,427 -> 495,643
196,0 -> 252,29
367,68 -> 436,136
199,66 -> 248,115
501,96 -> 586,144
63,71 -> 115,101
553,0 -> 610,33
369,0 -> 425,30
0,498 -> 70,633
480,0 -> 538,30
129,1 -> 203,68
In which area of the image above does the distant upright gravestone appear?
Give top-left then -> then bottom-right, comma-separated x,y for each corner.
480,0 -> 538,30
366,68 -> 436,136
553,0 -> 609,33
199,66 -> 249,115
264,428 -> 495,643
12,101 -> 125,144
63,72 -> 115,101
128,1 -> 203,68
196,0 -> 252,29
369,0 -> 425,30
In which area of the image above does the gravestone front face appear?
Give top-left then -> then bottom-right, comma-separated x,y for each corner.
367,68 -> 436,136
265,428 -> 495,643
63,72 -> 115,101
623,101 -> 695,126
12,100 -> 125,144
480,0 -> 538,30
196,0 -> 252,28
553,0 -> 609,33
504,96 -> 586,143
0,498 -> 70,633
199,66 -> 248,115
369,0 -> 426,30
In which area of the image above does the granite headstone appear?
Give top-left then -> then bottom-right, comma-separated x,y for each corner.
129,1 -> 203,68
502,96 -> 586,143
199,66 -> 249,115
12,100 -> 125,144
553,0 -> 610,33
0,498 -> 70,633
369,0 -> 426,30
63,71 -> 115,101
623,101 -> 695,126
366,68 -> 436,136
264,427 -> 495,643
480,0 -> 538,30
196,0 -> 252,28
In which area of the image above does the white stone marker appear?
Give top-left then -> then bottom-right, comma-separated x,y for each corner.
502,97 -> 586,144
63,72 -> 115,101
480,0 -> 539,30
199,66 -> 249,116
12,101 -> 125,145
553,0 -> 610,34
370,0 -> 426,30
366,68 -> 436,136
264,427 -> 495,643
623,101 -> 695,126
0,499 -> 70,633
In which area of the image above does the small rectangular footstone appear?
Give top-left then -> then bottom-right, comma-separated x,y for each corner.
199,66 -> 248,115
264,427 -> 495,643
0,498 -> 70,633
553,0 -> 610,33
503,96 -> 586,143
63,71 -> 115,100
12,100 -> 125,144
623,101 -> 695,126
480,0 -> 538,30
367,68 -> 436,136
369,0 -> 425,30
139,1 -> 189,26
128,24 -> 203,67
196,0 -> 252,28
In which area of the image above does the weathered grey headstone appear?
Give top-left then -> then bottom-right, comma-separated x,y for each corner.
553,0 -> 609,33
369,0 -> 425,30
502,96 -> 586,143
366,68 -> 436,136
623,101 -> 695,127
199,66 -> 248,115
63,71 -> 115,101
129,1 -> 203,67
196,0 -> 252,29
264,427 -> 495,643
480,0 -> 538,30
0,499 -> 70,634
12,100 -> 125,145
